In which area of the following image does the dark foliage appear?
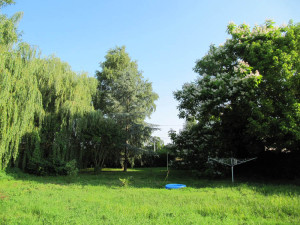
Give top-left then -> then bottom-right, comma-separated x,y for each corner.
25,158 -> 78,176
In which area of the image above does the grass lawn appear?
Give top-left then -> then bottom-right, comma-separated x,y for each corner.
0,168 -> 299,224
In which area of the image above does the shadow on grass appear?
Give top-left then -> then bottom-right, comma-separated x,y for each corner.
4,167 -> 300,196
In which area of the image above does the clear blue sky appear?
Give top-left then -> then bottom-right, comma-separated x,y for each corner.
2,0 -> 300,144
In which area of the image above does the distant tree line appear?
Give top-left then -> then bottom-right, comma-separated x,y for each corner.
0,2 -> 158,174
171,20 -> 300,178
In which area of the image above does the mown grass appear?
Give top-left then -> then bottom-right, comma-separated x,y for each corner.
0,168 -> 299,224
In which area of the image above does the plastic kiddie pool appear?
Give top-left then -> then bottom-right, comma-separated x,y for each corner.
165,184 -> 186,189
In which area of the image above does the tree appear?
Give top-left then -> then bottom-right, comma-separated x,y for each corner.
96,46 -> 158,171
144,136 -> 164,152
32,56 -> 97,163
0,6 -> 99,171
0,0 -> 14,8
169,120 -> 220,170
174,20 -> 300,159
0,12 -> 43,169
76,111 -> 123,173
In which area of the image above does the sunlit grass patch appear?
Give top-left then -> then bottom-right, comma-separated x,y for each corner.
0,168 -> 299,224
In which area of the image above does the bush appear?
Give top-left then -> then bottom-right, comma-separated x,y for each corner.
25,158 -> 78,176
119,176 -> 133,187
65,160 -> 78,176
196,163 -> 226,179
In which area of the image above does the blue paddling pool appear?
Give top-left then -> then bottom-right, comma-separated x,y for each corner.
165,184 -> 186,189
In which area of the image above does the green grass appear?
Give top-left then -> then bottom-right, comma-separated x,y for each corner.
0,168 -> 299,224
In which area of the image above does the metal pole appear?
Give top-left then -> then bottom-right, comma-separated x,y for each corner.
231,158 -> 234,183
231,166 -> 234,183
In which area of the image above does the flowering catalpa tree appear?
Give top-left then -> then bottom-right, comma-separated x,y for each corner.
174,20 -> 299,156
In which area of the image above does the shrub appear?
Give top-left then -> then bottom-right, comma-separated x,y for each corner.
25,158 -> 78,176
65,160 -> 78,176
119,176 -> 133,187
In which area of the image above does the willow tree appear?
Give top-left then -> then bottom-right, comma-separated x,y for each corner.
96,46 -> 158,171
0,0 -> 14,8
0,1 -> 101,172
29,56 -> 97,166
0,13 -> 43,169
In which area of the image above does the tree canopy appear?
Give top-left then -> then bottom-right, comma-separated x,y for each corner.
96,46 -> 158,171
174,21 -> 300,161
1,0 -> 299,178
0,7 -> 160,173
0,9 -> 159,173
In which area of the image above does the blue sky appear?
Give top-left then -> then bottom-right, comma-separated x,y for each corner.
2,0 -> 300,144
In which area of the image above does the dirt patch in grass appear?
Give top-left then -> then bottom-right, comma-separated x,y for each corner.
0,192 -> 9,200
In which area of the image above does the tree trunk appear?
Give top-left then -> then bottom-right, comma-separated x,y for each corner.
94,165 -> 101,173
124,145 -> 128,172
123,123 -> 129,172
94,150 -> 101,173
